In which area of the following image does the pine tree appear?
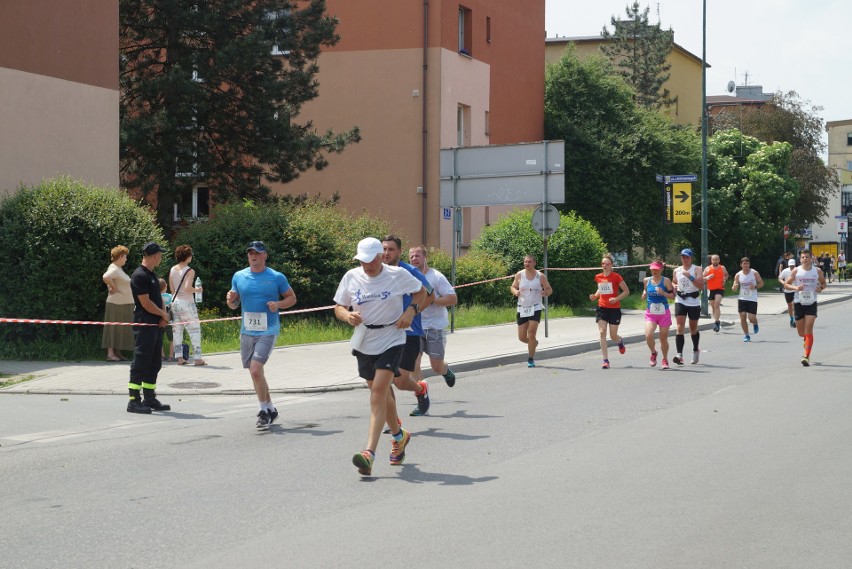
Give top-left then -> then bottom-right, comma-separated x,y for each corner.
120,0 -> 360,227
600,1 -> 676,110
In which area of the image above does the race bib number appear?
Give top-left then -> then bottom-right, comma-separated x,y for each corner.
740,287 -> 756,300
518,305 -> 535,318
799,290 -> 816,305
244,311 -> 268,332
597,282 -> 613,295
679,277 -> 693,291
649,303 -> 666,315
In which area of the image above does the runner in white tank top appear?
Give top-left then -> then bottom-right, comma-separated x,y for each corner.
783,249 -> 826,366
510,255 -> 553,368
731,257 -> 764,342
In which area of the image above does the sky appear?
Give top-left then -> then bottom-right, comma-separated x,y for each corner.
545,0 -> 851,131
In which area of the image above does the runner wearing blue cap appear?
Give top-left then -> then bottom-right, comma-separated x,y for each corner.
672,248 -> 704,365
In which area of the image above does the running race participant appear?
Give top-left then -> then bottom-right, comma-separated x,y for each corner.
642,259 -> 675,370
588,253 -> 629,369
778,259 -> 796,328
703,254 -> 729,332
381,236 -> 435,417
510,255 -> 553,368
408,246 -> 458,389
784,249 -> 826,366
334,237 -> 428,476
672,248 -> 704,365
226,241 -> 297,429
731,257 -> 764,342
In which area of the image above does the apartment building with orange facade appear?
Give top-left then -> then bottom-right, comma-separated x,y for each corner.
276,1 -> 545,250
0,0 -> 118,195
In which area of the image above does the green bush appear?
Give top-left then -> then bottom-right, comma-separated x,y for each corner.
472,208 -> 607,306
172,199 -> 391,313
0,177 -> 164,346
427,248 -> 511,306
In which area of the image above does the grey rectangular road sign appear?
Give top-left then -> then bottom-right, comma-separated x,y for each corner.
440,141 -> 565,207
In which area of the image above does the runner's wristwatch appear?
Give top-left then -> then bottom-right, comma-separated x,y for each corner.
409,303 -> 420,314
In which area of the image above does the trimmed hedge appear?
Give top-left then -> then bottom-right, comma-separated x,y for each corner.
472,208 -> 607,306
171,200 -> 391,312
426,248 -> 510,306
0,177 -> 164,345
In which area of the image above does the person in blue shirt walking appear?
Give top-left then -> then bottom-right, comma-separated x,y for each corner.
226,241 -> 297,429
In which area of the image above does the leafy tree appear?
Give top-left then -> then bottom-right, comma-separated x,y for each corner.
711,90 -> 838,228
544,46 -> 699,255
120,0 -> 360,228
601,1 -> 676,110
701,129 -> 800,262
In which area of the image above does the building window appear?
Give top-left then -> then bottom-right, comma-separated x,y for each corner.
847,160 -> 852,171
458,7 -> 472,56
847,132 -> 852,146
457,104 -> 470,147
486,16 -> 491,43
173,185 -> 209,221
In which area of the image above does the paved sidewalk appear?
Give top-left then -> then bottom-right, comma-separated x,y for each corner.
2,281 -> 850,396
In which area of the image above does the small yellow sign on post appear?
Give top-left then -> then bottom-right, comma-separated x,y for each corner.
670,182 -> 692,224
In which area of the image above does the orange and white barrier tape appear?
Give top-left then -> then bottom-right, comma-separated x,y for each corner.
0,263 -> 670,327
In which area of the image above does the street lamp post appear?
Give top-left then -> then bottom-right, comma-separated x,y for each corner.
700,0 -> 709,317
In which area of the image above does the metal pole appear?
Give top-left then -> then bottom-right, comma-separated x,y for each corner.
542,140 -> 549,338
700,0 -> 709,317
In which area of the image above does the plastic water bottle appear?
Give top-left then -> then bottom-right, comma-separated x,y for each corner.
194,277 -> 202,303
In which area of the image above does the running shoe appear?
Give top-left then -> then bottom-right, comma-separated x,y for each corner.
801,356 -> 810,367
713,321 -> 720,333
650,351 -> 658,367
415,380 -> 430,415
753,324 -> 759,334
691,350 -> 700,365
601,360 -> 610,369
527,358 -> 535,368
353,449 -> 374,476
672,354 -> 684,366
256,410 -> 271,429
389,429 -> 410,466
661,359 -> 670,370
618,340 -> 626,355
443,367 -> 456,387
743,335 -> 751,342
269,407 -> 279,425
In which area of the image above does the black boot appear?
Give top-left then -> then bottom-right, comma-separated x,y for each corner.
127,399 -> 152,414
143,388 -> 171,411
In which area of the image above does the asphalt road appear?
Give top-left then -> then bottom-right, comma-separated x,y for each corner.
2,303 -> 851,569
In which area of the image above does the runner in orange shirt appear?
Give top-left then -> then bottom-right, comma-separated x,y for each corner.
703,254 -> 729,333
589,254 -> 630,369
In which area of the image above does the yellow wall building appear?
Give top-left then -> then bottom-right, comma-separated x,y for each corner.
545,35 -> 705,128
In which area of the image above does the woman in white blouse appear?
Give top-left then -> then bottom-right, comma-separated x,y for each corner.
101,245 -> 134,361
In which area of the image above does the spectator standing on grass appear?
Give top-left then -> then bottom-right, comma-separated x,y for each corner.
169,244 -> 206,366
102,245 -> 134,362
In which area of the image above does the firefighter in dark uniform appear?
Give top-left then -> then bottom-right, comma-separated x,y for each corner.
127,242 -> 172,414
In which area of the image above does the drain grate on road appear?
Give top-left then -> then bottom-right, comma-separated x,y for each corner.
168,381 -> 221,389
